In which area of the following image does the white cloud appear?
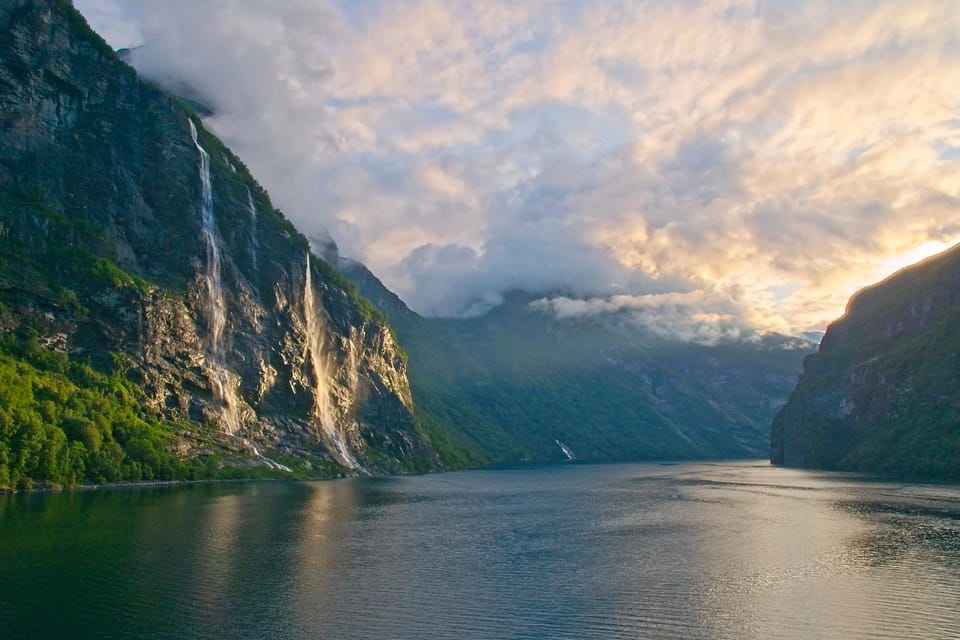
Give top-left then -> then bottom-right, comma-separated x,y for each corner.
73,0 -> 141,49
530,290 -> 771,346
78,0 -> 960,338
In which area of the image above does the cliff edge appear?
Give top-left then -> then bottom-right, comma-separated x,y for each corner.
0,0 -> 437,487
771,244 -> 960,476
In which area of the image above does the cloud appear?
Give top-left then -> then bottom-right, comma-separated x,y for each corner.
72,0 -> 141,49
79,0 -> 960,338
530,289 -> 785,346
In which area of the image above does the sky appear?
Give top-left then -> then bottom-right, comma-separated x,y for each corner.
74,0 -> 960,341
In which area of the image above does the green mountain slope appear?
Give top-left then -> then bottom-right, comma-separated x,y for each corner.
771,244 -> 960,476
341,260 -> 813,466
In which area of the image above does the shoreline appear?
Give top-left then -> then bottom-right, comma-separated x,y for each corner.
0,471 -> 361,495
4,459 -> 960,495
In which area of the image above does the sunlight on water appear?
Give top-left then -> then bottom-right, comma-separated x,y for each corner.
1,462 -> 959,639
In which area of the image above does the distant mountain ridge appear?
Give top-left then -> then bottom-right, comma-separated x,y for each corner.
340,259 -> 814,465
771,243 -> 960,476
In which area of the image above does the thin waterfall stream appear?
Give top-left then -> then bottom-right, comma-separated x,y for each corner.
246,187 -> 259,276
189,119 -> 241,435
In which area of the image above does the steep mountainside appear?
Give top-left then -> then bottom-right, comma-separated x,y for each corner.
771,244 -> 960,476
341,260 -> 813,465
0,0 -> 437,488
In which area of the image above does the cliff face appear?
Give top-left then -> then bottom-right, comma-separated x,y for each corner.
0,0 -> 436,483
771,244 -> 960,476
341,260 -> 812,465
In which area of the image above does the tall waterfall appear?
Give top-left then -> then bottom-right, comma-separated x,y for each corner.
303,254 -> 359,469
189,119 -> 240,434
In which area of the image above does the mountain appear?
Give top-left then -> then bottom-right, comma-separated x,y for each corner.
771,244 -> 960,477
0,0 -> 438,489
0,0 -> 818,491
340,260 -> 814,465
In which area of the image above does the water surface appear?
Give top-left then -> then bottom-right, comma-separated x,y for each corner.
2,461 -> 960,639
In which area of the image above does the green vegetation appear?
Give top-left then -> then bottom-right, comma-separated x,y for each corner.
772,244 -> 960,477
0,190 -> 151,305
791,308 -> 959,476
342,264 -> 811,467
0,335 -> 230,490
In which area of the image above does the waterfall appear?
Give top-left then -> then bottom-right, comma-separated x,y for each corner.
245,187 -> 259,275
303,254 -> 359,470
247,441 -> 292,473
189,119 -> 240,435
555,439 -> 576,461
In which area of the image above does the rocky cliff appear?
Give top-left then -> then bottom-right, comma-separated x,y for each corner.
771,244 -> 960,476
0,0 -> 437,487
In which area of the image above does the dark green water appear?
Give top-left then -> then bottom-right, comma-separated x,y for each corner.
2,461 -> 960,639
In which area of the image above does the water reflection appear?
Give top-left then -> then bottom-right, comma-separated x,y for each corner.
686,471 -> 872,639
2,464 -> 960,639
290,479 -> 361,636
139,481 -> 363,639
685,466 -> 960,640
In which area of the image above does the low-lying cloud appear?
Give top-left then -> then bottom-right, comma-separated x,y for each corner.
531,291 -> 778,346
77,0 -> 960,338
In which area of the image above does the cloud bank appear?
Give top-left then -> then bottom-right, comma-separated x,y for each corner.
77,0 -> 960,336
531,291 -> 762,346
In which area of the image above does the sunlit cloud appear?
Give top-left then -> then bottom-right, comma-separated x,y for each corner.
75,0 -> 960,339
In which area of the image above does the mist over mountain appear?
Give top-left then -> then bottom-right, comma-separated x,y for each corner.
340,259 -> 814,465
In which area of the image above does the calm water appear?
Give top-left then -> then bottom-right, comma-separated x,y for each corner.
2,461 -> 960,639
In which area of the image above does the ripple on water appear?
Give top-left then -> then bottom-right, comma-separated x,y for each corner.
1,463 -> 959,639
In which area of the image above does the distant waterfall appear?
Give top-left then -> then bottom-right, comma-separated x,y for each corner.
248,442 -> 292,473
245,187 -> 258,275
189,119 -> 240,434
555,439 -> 576,461
303,254 -> 359,469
